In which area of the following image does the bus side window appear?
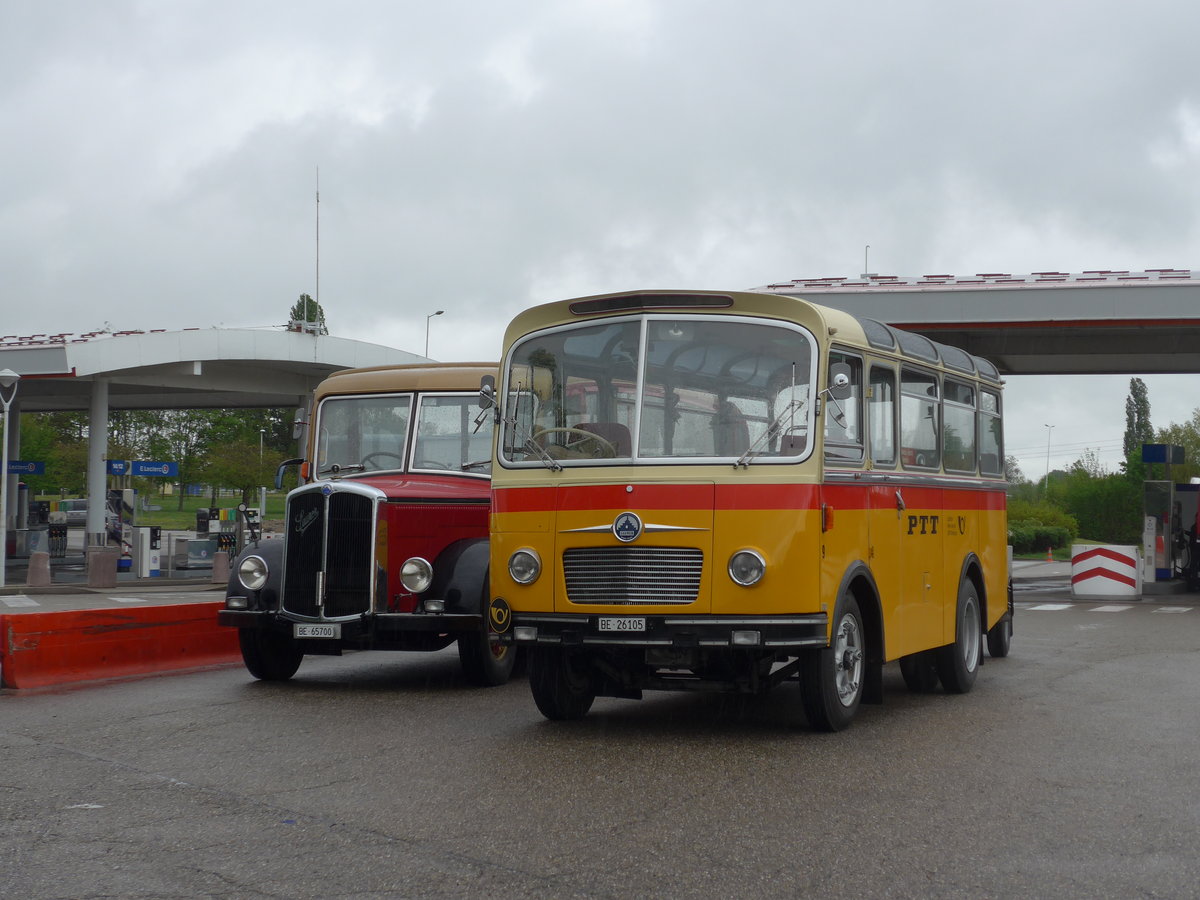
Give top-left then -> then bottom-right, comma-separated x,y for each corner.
900,368 -> 939,469
943,379 -> 976,473
868,366 -> 896,467
979,389 -> 1003,475
824,352 -> 863,463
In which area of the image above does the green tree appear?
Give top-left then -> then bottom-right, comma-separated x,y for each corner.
1004,454 -> 1025,485
1123,377 -> 1153,458
289,293 -> 329,334
1062,468 -> 1143,544
1155,411 -> 1200,483
199,439 -> 284,506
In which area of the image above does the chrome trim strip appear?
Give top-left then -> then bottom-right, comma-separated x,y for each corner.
562,523 -> 708,534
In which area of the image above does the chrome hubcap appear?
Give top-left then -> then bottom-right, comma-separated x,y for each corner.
833,612 -> 864,707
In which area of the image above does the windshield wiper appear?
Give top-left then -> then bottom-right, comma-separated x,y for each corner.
317,462 -> 365,477
735,399 -> 805,469
501,381 -> 562,471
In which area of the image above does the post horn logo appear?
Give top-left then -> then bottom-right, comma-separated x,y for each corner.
488,597 -> 512,634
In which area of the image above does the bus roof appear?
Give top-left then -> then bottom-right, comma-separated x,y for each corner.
503,290 -> 1001,384
314,362 -> 496,400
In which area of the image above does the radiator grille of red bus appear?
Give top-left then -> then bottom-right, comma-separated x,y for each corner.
282,487 -> 374,618
563,547 -> 703,605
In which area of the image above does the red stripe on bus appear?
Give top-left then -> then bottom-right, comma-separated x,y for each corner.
494,482 -> 1006,513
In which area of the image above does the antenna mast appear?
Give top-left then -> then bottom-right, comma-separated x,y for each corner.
315,166 -> 320,316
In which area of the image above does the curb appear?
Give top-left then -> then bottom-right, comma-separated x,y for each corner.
1,601 -> 240,690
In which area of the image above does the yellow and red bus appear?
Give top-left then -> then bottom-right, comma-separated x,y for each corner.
484,289 -> 1011,730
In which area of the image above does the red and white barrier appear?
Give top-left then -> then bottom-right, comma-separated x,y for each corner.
1070,544 -> 1142,600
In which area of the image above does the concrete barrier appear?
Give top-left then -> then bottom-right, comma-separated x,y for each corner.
0,601 -> 240,689
212,550 -> 230,584
25,550 -> 52,587
86,547 -> 120,588
1071,544 -> 1142,600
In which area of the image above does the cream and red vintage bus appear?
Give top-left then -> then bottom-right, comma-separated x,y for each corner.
219,363 -> 518,686
483,289 -> 1011,730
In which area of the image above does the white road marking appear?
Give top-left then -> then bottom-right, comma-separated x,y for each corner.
2,595 -> 39,607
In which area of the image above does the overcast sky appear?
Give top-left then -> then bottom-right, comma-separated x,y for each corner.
4,1 -> 1200,479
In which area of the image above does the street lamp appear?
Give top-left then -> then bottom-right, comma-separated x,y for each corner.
1043,423 -> 1054,498
0,368 -> 22,588
425,310 -> 444,357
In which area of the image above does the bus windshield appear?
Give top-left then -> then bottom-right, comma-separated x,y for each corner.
317,393 -> 493,475
501,315 -> 816,466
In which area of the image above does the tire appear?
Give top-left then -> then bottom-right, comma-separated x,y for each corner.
936,580 -> 981,694
899,650 -> 940,693
458,629 -> 518,687
529,648 -> 596,720
238,628 -> 303,681
986,617 -> 1012,658
799,593 -> 865,732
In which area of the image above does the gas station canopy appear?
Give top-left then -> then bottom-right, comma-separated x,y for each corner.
1,326 -> 425,412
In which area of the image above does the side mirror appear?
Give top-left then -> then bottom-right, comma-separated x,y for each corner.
479,375 -> 496,410
828,363 -> 852,400
291,406 -> 309,441
275,458 -> 304,491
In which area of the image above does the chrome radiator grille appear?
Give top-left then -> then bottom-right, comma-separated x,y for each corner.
282,487 -> 375,618
563,546 -> 703,605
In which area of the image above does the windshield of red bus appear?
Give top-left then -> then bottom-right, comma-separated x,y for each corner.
500,315 -> 817,466
317,392 -> 493,476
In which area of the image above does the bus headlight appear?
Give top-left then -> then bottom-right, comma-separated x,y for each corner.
728,549 -> 766,586
400,557 -> 434,593
237,555 -> 269,592
508,549 -> 541,584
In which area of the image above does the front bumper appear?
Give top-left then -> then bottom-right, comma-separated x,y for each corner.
217,608 -> 484,637
499,612 -> 829,650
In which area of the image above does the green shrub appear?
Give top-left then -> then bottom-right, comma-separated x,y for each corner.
1007,499 -> 1079,539
1008,521 -> 1072,555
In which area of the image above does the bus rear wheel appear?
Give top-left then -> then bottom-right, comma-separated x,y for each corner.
529,648 -> 596,720
899,650 -> 940,693
986,617 -> 1012,658
936,580 -> 981,694
799,593 -> 865,731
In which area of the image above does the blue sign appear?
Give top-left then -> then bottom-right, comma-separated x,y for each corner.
106,459 -> 129,476
132,460 -> 180,477
7,460 -> 45,476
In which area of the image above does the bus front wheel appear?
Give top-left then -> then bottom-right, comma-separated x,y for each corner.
800,593 -> 865,732
529,648 -> 596,720
936,580 -> 981,693
238,628 -> 303,681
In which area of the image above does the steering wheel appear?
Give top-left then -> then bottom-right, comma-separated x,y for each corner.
414,459 -> 452,470
362,451 -> 406,468
532,427 -> 618,459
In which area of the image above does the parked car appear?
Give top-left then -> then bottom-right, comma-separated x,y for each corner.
60,499 -> 88,527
